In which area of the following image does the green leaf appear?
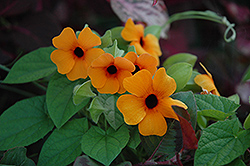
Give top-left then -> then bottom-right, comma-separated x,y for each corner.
163,53 -> 197,69
46,73 -> 90,128
224,158 -> 246,166
228,94 -> 240,104
195,94 -> 240,113
73,80 -> 96,105
81,125 -> 130,166
171,91 -> 197,129
73,155 -> 100,166
197,109 -> 235,121
0,96 -> 54,151
88,97 -> 108,124
104,40 -> 124,57
38,118 -> 89,166
98,94 -> 124,130
100,30 -> 113,48
0,147 -> 35,166
166,62 -> 193,92
194,119 -> 250,166
242,65 -> 250,82
127,127 -> 141,149
181,71 -> 202,93
144,25 -> 162,39
110,26 -> 129,51
3,47 -> 56,84
243,113 -> 250,129
197,113 -> 207,129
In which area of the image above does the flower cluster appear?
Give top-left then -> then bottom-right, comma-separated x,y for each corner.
50,18 -> 222,136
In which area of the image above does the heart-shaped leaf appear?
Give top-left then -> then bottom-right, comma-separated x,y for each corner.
81,125 -> 130,166
0,96 -> 54,150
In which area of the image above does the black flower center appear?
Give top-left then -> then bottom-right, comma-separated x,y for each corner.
139,37 -> 144,46
107,65 -> 117,74
74,47 -> 84,58
145,94 -> 158,109
132,65 -> 140,75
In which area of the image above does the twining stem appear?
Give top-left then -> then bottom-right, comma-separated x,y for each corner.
0,83 -> 36,97
164,10 -> 236,43
0,64 -> 10,72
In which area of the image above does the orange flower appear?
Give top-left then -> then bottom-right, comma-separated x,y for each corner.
88,53 -> 135,94
121,18 -> 162,65
194,63 -> 220,96
124,52 -> 157,75
51,27 -> 104,81
117,68 -> 187,136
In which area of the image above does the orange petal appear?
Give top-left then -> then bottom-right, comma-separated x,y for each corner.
121,18 -> 143,41
52,27 -> 78,50
117,70 -> 133,94
194,74 -> 216,92
143,34 -> 162,56
84,48 -> 105,67
114,57 -> 135,72
123,69 -> 153,97
66,58 -> 88,81
124,52 -> 137,64
131,41 -> 148,55
138,110 -> 167,136
88,67 -> 107,88
78,27 -> 101,50
97,77 -> 119,94
50,49 -> 75,74
91,53 -> 114,68
158,97 -> 187,121
199,62 -> 212,78
137,53 -> 157,75
153,68 -> 176,98
117,94 -> 146,125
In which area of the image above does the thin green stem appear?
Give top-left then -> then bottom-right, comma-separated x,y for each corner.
0,64 -> 10,72
32,81 -> 47,91
0,83 -> 36,97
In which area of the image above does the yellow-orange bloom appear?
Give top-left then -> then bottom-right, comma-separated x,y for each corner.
121,18 -> 162,65
88,53 -> 135,94
117,68 -> 187,136
51,27 -> 104,81
194,63 -> 220,96
124,52 -> 157,75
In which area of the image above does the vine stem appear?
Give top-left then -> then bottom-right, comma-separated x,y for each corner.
163,10 -> 236,43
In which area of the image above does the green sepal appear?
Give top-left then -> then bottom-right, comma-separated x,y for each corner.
100,30 -> 113,48
73,80 -> 96,105
88,96 -> 108,124
144,25 -> 162,39
104,40 -> 124,57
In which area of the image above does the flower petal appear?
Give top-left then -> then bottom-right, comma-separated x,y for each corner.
88,67 -> 107,88
50,49 -> 75,74
123,69 -> 153,97
131,41 -> 148,55
158,97 -> 187,121
153,67 -> 176,98
138,110 -> 167,136
84,48 -> 105,67
143,34 -> 162,56
121,18 -> 143,41
194,74 -> 216,92
97,76 -> 119,94
52,27 -> 78,50
66,58 -> 88,81
78,27 -> 101,50
91,53 -> 114,68
114,57 -> 135,72
124,52 -> 137,64
117,94 -> 146,125
117,70 -> 133,94
137,53 -> 157,75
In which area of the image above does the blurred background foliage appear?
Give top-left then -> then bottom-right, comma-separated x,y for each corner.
0,0 -> 250,162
